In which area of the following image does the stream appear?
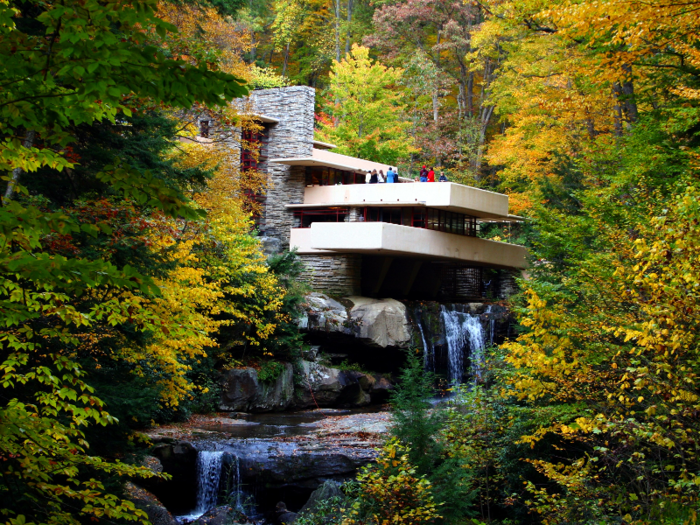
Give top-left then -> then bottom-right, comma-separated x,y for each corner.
148,407 -> 390,523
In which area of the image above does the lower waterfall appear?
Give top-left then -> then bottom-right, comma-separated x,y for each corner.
177,450 -> 224,521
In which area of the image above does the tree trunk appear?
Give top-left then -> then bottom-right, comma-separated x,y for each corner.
344,0 -> 354,57
621,63 -> 638,123
334,0 -> 341,62
473,105 -> 494,176
4,130 -> 35,204
612,86 -> 624,137
282,42 -> 290,77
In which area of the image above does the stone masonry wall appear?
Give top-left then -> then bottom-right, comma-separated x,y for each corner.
249,87 -> 315,253
299,255 -> 362,297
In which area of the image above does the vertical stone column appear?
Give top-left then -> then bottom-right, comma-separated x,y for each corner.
248,87 -> 315,253
347,207 -> 363,222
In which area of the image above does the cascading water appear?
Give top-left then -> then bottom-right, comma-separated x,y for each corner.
177,450 -> 224,521
415,309 -> 435,371
486,305 -> 495,346
231,455 -> 243,512
440,305 -> 487,383
196,450 -> 224,514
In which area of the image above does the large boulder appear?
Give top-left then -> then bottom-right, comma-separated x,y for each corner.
299,480 -> 344,516
294,361 -> 371,408
194,506 -> 246,525
347,297 -> 412,348
220,363 -> 294,412
298,293 -> 352,335
124,482 -> 177,525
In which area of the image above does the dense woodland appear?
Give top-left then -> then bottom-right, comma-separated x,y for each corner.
1,0 -> 700,523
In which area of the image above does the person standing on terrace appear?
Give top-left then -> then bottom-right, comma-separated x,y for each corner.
378,169 -> 386,183
369,169 -> 379,184
427,167 -> 435,182
386,167 -> 396,183
419,165 -> 428,182
365,170 -> 372,183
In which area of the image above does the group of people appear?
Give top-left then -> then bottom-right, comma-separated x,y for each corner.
418,165 -> 448,182
366,167 -> 399,184
365,165 -> 448,184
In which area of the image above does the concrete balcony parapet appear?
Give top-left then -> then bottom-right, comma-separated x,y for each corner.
298,182 -> 510,219
290,222 -> 528,270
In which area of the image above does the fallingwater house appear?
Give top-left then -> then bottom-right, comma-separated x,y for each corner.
218,86 -> 527,301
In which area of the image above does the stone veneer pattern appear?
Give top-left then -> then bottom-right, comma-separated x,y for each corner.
249,87 -> 315,251
298,255 -> 362,297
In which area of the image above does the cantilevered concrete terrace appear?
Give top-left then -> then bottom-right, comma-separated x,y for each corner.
290,222 -> 527,270
289,181 -> 512,219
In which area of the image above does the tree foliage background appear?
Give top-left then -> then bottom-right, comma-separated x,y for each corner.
2,0 -> 700,522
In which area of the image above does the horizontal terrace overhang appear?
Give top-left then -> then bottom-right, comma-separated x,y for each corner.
312,139 -> 337,149
270,148 -> 412,181
296,181 -> 511,219
250,113 -> 280,124
290,222 -> 529,270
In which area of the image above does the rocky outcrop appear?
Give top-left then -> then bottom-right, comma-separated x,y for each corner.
299,293 -> 412,348
218,358 -> 392,412
124,482 -> 177,525
298,293 -> 352,335
294,360 -> 372,408
299,480 -> 344,516
347,297 -> 412,348
193,506 -> 250,525
220,363 -> 294,412
275,502 -> 298,525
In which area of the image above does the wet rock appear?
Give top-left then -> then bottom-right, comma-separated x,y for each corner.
229,439 -> 374,490
124,482 -> 177,525
370,375 -> 393,400
294,361 -> 371,408
194,506 -> 240,525
141,455 -> 164,473
299,480 -> 344,516
301,345 -> 321,361
220,363 -> 294,412
299,293 -> 351,335
347,297 -> 412,348
275,502 -> 298,525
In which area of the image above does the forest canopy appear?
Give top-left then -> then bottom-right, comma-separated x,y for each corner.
1,0 -> 700,523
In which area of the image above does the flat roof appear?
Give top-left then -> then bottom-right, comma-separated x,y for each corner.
271,148 -> 403,174
250,113 -> 279,124
312,139 -> 337,150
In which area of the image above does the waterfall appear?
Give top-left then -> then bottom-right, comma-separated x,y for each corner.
194,450 -> 224,515
440,306 -> 487,383
230,454 -> 246,514
486,305 -> 495,346
415,310 -> 434,371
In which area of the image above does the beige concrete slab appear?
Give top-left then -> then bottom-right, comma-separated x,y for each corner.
301,182 -> 510,219
290,222 -> 528,269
